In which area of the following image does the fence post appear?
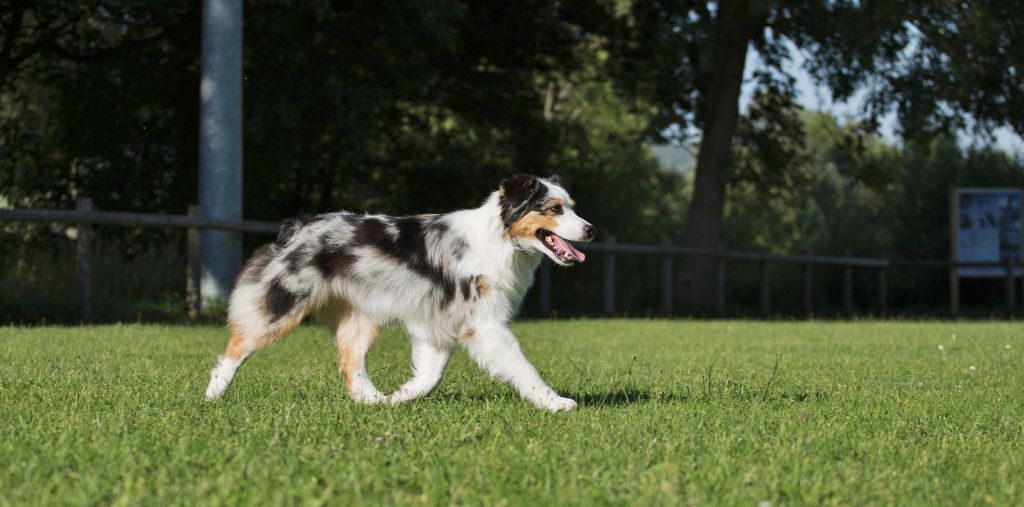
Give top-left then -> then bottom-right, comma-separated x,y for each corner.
660,238 -> 672,316
1005,257 -> 1015,317
803,263 -> 813,318
878,267 -> 888,319
949,264 -> 960,318
187,205 -> 203,320
603,235 -> 616,317
76,198 -> 93,323
843,266 -> 853,317
539,259 -> 552,317
759,261 -> 771,317
716,258 -> 726,316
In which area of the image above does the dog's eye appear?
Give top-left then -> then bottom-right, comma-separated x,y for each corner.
550,205 -> 563,215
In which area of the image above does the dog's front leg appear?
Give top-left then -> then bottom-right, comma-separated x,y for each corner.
389,338 -> 452,404
463,324 -> 576,412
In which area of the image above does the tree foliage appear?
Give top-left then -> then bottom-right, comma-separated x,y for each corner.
0,0 -> 674,241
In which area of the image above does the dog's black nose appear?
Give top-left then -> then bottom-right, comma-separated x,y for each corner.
583,224 -> 596,240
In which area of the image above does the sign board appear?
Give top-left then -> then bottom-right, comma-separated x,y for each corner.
952,188 -> 1023,277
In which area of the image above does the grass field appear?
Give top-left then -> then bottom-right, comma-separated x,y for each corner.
1,320 -> 1021,505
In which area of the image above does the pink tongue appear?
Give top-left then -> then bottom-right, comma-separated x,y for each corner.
549,234 -> 586,262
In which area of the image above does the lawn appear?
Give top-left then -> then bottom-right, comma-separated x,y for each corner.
1,320 -> 1021,505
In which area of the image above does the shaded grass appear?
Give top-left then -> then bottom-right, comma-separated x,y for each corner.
1,320 -> 1022,505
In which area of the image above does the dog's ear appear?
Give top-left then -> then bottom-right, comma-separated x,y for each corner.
546,174 -> 567,191
499,174 -> 543,227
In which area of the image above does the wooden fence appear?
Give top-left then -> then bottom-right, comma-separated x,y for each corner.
1,198 -> 1020,321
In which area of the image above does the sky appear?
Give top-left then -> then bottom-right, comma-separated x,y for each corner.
740,42 -> 1024,158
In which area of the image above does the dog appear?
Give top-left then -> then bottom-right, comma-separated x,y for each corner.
204,174 -> 595,412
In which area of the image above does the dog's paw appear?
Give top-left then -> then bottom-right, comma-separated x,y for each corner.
348,389 -> 386,405
541,396 -> 578,413
204,370 -> 230,401
388,388 -> 422,405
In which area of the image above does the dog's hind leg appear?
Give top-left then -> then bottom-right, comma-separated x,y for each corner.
333,308 -> 385,404
204,282 -> 309,401
389,323 -> 452,404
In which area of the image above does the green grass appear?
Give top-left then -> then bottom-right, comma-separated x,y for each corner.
1,321 -> 1021,506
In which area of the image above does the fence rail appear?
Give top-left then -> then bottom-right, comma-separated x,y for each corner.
2,199 -> 1020,321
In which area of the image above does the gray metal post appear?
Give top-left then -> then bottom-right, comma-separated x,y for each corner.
199,0 -> 244,303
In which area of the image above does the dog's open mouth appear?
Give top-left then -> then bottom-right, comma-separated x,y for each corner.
537,229 -> 586,263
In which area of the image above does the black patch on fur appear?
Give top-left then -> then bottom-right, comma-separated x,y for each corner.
460,278 -> 472,300
313,244 -> 358,278
283,246 -> 311,274
266,277 -> 301,322
499,174 -> 547,227
352,217 -> 388,246
238,244 -> 278,285
352,215 -> 457,306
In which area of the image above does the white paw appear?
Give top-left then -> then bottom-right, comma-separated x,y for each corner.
388,391 -> 411,405
541,396 -> 578,413
349,389 -> 386,404
204,371 -> 230,401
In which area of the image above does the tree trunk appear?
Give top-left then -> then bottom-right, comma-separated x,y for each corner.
680,11 -> 760,311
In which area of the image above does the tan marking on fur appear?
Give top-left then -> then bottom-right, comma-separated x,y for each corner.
224,333 -> 248,360
475,276 -> 491,296
334,312 -> 380,389
224,312 -> 304,360
509,211 -> 558,239
570,198 -> 576,207
459,328 -> 475,344
339,345 -> 353,387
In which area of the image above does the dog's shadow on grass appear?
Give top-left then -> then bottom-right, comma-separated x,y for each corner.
562,388 -> 829,407
563,389 -> 685,407
433,388 -> 828,407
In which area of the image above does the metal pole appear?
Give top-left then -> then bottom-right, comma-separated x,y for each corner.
199,0 -> 244,304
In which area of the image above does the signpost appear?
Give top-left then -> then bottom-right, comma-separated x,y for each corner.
951,188 -> 1023,277
950,188 -> 1023,316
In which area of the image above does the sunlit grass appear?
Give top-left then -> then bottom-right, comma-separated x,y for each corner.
1,321 -> 1021,505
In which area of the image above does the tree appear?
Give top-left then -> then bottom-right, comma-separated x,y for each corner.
607,0 -> 1024,309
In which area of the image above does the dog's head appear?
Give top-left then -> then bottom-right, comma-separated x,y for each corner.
498,174 -> 595,266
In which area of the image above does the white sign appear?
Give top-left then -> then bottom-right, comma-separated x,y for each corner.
953,188 -> 1023,277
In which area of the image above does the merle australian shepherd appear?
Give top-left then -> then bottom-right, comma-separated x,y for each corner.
204,175 -> 594,412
